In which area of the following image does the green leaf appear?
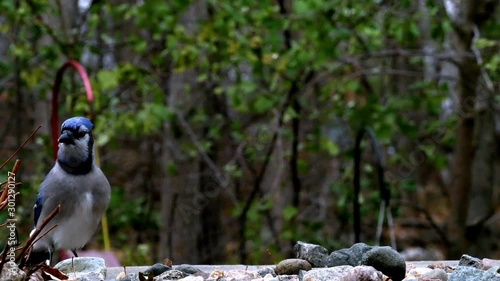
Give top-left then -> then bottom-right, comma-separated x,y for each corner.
253,95 -> 274,113
320,137 -> 340,156
97,70 -> 119,91
283,205 -> 297,221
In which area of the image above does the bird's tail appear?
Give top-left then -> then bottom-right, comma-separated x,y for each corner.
25,250 -> 51,266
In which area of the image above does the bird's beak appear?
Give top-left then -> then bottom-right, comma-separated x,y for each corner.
58,130 -> 75,144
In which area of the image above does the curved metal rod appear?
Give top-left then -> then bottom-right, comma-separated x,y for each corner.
51,60 -> 94,159
353,127 -> 392,246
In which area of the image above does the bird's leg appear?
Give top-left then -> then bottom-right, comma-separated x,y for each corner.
48,248 -> 53,265
71,249 -> 79,257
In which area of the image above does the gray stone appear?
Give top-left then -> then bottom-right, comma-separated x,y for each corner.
482,259 -> 500,270
179,276 -> 204,281
176,264 -> 204,275
361,246 -> 406,281
256,266 -> 276,277
258,275 -> 298,281
54,257 -> 106,281
325,243 -> 373,267
342,265 -> 383,281
0,261 -> 26,281
449,266 -> 482,281
294,241 -> 329,267
156,269 -> 186,280
219,269 -> 256,280
421,268 -> 448,281
325,243 -> 405,280
459,254 -> 483,269
275,258 -> 312,275
143,263 -> 171,276
483,266 -> 500,281
115,273 -> 138,281
301,266 -> 352,281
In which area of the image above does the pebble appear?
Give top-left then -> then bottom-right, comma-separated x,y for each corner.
301,265 -> 353,281
256,266 -> 276,277
177,264 -> 205,275
0,262 -> 26,281
143,262 -> 171,276
156,269 -> 186,280
481,258 -> 500,270
275,258 -> 312,275
458,254 -> 483,269
294,240 -> 329,267
342,265 -> 384,281
179,276 -> 204,281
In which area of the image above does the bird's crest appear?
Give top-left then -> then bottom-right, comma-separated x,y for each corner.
61,117 -> 93,132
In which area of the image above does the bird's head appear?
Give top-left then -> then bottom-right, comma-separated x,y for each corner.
57,117 -> 94,174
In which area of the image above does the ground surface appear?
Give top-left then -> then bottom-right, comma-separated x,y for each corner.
106,261 -> 460,279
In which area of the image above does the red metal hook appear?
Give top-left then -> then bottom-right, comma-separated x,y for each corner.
50,60 -> 94,159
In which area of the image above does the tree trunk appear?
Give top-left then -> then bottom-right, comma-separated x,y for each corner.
443,0 -> 498,259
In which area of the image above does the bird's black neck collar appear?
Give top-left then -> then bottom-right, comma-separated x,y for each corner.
58,156 -> 93,175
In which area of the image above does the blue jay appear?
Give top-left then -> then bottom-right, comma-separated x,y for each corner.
30,117 -> 110,263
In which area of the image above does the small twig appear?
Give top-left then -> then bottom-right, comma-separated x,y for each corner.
175,111 -> 238,205
0,160 -> 21,209
0,242 -> 10,273
18,225 -> 58,269
16,205 -> 60,264
0,126 -> 41,170
395,200 -> 449,247
0,192 -> 20,212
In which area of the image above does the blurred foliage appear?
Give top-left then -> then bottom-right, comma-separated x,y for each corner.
0,0 -> 499,264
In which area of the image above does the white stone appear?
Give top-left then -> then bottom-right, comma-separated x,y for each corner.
54,257 -> 106,281
0,262 -> 26,281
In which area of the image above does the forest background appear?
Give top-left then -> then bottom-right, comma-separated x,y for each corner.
0,0 -> 499,265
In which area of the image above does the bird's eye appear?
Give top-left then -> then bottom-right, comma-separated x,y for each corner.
74,131 -> 87,139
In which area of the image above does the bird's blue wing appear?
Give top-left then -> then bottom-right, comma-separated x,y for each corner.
33,191 -> 43,227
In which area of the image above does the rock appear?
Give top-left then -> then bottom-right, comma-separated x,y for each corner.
407,267 -> 433,276
301,266 -> 352,281
208,269 -> 226,279
252,274 -> 297,281
54,257 -> 106,281
257,267 -> 276,277
421,268 -> 448,281
459,254 -> 483,269
325,243 -> 405,280
361,246 -> 406,281
0,261 -> 26,281
115,273 -> 138,281
483,266 -> 500,280
449,265 -> 500,281
275,259 -> 312,275
482,258 -> 500,270
325,243 -> 372,267
294,241 -> 329,267
342,265 -> 384,281
176,264 -> 204,275
179,276 -> 204,281
143,263 -> 171,276
221,269 -> 256,280
156,269 -> 186,280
